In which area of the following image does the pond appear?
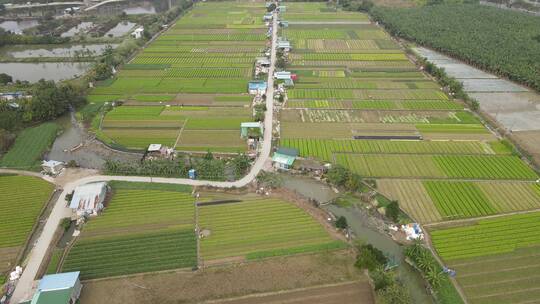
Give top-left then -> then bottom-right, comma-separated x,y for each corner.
61,22 -> 95,38
47,112 -> 142,169
0,19 -> 40,34
280,173 -> 434,304
3,44 -> 117,59
0,62 -> 91,82
104,21 -> 136,37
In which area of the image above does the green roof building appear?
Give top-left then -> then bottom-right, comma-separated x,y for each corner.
24,272 -> 82,304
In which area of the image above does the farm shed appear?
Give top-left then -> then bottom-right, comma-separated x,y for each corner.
131,27 -> 144,39
263,13 -> 273,21
248,80 -> 267,95
25,271 -> 82,304
241,121 -> 264,138
277,39 -> 291,50
274,71 -> 291,80
272,147 -> 299,170
41,160 -> 64,175
69,182 -> 108,217
256,57 -> 271,67
279,20 -> 289,28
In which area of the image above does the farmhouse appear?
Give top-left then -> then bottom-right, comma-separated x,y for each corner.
69,182 -> 108,217
248,80 -> 267,95
272,147 -> 298,170
277,38 -> 291,50
22,271 -> 82,304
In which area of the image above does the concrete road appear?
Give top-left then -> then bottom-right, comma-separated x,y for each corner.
8,10 -> 279,304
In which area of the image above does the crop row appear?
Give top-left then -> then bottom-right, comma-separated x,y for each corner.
281,138 -> 490,161
431,212 -> 540,260
424,181 -> 496,219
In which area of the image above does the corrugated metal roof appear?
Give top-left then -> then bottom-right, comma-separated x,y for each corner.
37,272 -> 80,291
69,182 -> 107,211
272,153 -> 295,166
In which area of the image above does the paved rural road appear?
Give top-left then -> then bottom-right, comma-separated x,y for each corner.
8,12 -> 278,304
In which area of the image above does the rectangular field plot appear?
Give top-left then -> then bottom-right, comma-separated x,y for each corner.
377,179 -> 442,223
431,212 -> 540,261
446,246 -> 540,304
335,154 -> 538,180
0,122 -> 59,169
0,175 -> 53,272
62,187 -> 196,279
281,139 -> 491,161
198,198 -> 342,261
423,181 -> 496,219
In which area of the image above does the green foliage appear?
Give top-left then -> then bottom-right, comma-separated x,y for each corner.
370,267 -> 393,290
230,153 -> 251,179
377,282 -> 412,304
0,73 -> 12,85
372,4 -> 540,92
0,129 -> 15,153
335,216 -> 348,229
46,248 -> 63,274
104,159 -> 188,178
60,218 -> 72,231
355,244 -> 388,271
385,200 -> 400,222
256,171 -> 284,188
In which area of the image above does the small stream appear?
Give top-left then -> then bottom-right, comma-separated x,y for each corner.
281,174 -> 434,304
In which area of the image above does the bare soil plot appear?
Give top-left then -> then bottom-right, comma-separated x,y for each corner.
377,179 -> 442,223
213,281 -> 374,304
79,251 -> 365,304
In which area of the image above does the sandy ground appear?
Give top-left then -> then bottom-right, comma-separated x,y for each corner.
80,251 -> 364,304
207,281 -> 374,304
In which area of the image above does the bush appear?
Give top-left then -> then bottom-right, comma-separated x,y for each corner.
60,218 -> 72,231
386,200 -> 400,222
0,73 -> 12,84
370,267 -> 393,290
378,283 -> 412,304
355,244 -> 388,271
335,216 -> 348,229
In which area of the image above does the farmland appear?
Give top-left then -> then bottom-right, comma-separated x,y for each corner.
0,123 -> 58,169
198,195 -> 343,261
0,175 -> 53,273
278,3 -> 539,232
430,213 -> 540,304
378,179 -> 540,223
62,183 -> 197,279
88,1 -> 267,151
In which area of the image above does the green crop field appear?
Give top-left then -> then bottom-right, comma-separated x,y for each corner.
335,154 -> 537,180
430,213 -> 540,302
198,197 -> 343,261
0,175 -> 53,272
281,139 -> 493,161
424,181 -> 496,219
87,1 -> 266,152
62,185 -> 197,279
0,123 -> 58,169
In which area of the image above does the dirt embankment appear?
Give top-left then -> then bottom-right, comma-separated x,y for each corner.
80,252 -> 365,304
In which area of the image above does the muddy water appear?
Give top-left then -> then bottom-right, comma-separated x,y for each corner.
47,112 -> 141,169
4,44 -> 117,58
281,174 -> 434,304
0,20 -> 40,34
0,62 -> 90,82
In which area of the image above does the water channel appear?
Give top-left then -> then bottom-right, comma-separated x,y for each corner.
281,174 -> 434,304
46,112 -> 142,169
